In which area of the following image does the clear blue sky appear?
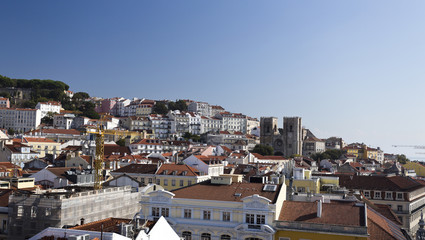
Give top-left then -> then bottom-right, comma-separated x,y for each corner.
1,1 -> 425,159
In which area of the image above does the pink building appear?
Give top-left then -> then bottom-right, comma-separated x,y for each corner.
95,98 -> 119,114
0,98 -> 10,108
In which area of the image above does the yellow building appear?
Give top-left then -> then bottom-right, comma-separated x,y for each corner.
403,161 -> 425,177
155,163 -> 210,191
19,137 -> 61,158
109,163 -> 210,191
285,168 -> 339,194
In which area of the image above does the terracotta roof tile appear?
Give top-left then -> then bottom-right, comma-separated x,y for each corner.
279,201 -> 365,226
112,164 -> 157,174
172,180 -> 281,203
156,164 -> 199,176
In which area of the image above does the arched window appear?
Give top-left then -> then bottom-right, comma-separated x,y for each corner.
201,233 -> 211,240
221,234 -> 231,240
182,231 -> 191,240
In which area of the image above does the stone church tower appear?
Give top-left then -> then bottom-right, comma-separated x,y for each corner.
260,116 -> 303,156
283,117 -> 303,157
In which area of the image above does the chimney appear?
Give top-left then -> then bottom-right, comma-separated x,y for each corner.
317,200 -> 322,218
80,218 -> 85,225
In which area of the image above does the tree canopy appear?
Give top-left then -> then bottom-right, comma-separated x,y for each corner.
252,144 -> 274,156
0,75 -> 69,90
311,149 -> 343,161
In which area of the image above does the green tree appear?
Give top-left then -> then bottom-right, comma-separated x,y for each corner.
73,92 -> 90,101
41,112 -> 55,125
396,154 -> 409,164
311,149 -> 343,161
252,144 -> 274,156
116,138 -> 126,147
152,102 -> 168,114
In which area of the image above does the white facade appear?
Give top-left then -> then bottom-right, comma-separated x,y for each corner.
200,116 -> 222,134
53,113 -> 75,129
139,184 -> 286,240
36,101 -> 62,118
215,112 -> 248,134
183,155 -> 224,176
0,108 -> 41,132
187,102 -> 212,117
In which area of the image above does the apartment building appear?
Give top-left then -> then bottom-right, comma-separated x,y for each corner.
0,98 -> 10,108
149,114 -> 172,139
53,113 -> 75,129
129,139 -> 190,154
215,112 -> 248,134
0,108 -> 41,133
139,176 -> 286,240
16,137 -> 61,158
187,101 -> 212,117
200,116 -> 222,134
338,174 -> 425,234
8,186 -> 141,239
35,101 -> 62,118
110,163 -> 210,191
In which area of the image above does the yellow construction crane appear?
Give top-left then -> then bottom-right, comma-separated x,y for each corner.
86,116 -> 106,190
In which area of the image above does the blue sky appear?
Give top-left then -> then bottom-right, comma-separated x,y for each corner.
1,1 -> 425,159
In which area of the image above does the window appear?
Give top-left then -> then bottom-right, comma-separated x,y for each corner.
221,235 -> 231,240
245,214 -> 255,224
397,205 -> 403,212
256,214 -> 265,224
148,178 -> 153,183
201,233 -> 211,240
279,238 -> 291,240
397,193 -> 403,200
152,207 -> 160,217
374,191 -> 381,199
364,191 -> 370,198
156,179 -> 161,185
180,180 -> 184,186
385,192 -> 392,199
182,231 -> 192,240
140,178 -> 145,185
164,179 -> 168,186
222,211 -> 231,221
17,206 -> 23,218
398,216 -> 403,223
188,180 -> 192,185
45,207 -> 51,216
31,206 -> 37,218
161,208 -> 169,217
172,179 -> 176,186
203,210 -> 211,220
184,209 -> 192,219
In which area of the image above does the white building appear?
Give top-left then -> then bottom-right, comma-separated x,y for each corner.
188,101 -> 212,117
215,112 -> 248,134
0,108 -> 41,133
53,113 -> 75,129
35,101 -> 62,118
200,116 -> 222,134
182,155 -> 225,176
139,176 -> 286,240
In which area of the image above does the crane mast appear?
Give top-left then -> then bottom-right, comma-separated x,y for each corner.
94,128 -> 104,190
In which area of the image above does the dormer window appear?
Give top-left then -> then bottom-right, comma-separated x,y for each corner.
374,191 -> 381,199
182,171 -> 187,176
163,170 -> 168,175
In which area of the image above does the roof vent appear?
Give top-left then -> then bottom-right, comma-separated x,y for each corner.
234,193 -> 242,197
